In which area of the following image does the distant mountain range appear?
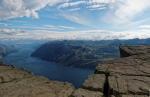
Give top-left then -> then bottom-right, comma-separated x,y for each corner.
31,38 -> 150,68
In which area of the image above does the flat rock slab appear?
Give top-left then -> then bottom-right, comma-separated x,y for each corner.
83,74 -> 150,95
82,74 -> 105,92
72,88 -> 103,97
94,46 -> 150,96
0,65 -> 74,97
96,55 -> 150,76
122,95 -> 149,97
111,75 -> 150,95
120,45 -> 150,57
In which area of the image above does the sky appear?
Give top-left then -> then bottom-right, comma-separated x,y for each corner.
0,0 -> 150,40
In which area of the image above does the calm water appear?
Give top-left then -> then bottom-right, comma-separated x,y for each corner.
5,57 -> 94,88
4,45 -> 94,87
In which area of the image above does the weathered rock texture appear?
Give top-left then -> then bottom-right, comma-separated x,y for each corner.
0,65 -> 74,97
69,45 -> 150,97
80,45 -> 150,97
0,45 -> 150,97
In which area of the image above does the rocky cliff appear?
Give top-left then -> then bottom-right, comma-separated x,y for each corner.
0,45 -> 150,97
73,45 -> 150,97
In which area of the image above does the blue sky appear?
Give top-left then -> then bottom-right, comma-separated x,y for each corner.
0,0 -> 150,40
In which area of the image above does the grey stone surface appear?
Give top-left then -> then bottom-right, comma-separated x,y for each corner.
0,65 -> 74,97
72,88 -> 103,97
94,46 -> 150,97
82,74 -> 105,92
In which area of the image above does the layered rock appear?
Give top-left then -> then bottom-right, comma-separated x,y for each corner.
80,45 -> 150,97
119,45 -> 150,57
72,88 -> 103,97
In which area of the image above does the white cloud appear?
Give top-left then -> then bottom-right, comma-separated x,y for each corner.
58,0 -> 150,25
0,0 -> 150,26
139,25 -> 150,29
8,24 -> 75,31
58,1 -> 86,9
87,0 -> 115,9
58,0 -> 115,10
0,28 -> 149,40
68,8 -> 81,11
61,13 -> 91,25
106,0 -> 150,23
0,0 -> 66,20
0,0 -> 116,20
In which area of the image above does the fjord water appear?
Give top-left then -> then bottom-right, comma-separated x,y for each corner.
5,56 -> 94,87
3,40 -> 95,88
3,39 -> 150,87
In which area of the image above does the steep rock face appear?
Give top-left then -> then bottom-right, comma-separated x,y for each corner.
31,42 -> 98,68
0,65 -> 74,97
31,41 -> 119,68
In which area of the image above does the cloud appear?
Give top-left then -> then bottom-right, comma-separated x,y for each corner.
61,13 -> 91,25
8,24 -> 75,31
139,25 -> 150,29
0,0 -> 150,27
0,28 -> 150,40
58,0 -> 115,10
42,25 -> 75,30
104,0 -> 150,24
0,0 -> 66,20
58,0 -> 150,25
0,0 -> 116,20
58,1 -> 86,9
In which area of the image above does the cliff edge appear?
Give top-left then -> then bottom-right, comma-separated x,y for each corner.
74,45 -> 150,97
0,65 -> 74,97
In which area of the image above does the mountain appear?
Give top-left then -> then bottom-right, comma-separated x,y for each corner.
31,41 -> 118,68
31,38 -> 150,68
